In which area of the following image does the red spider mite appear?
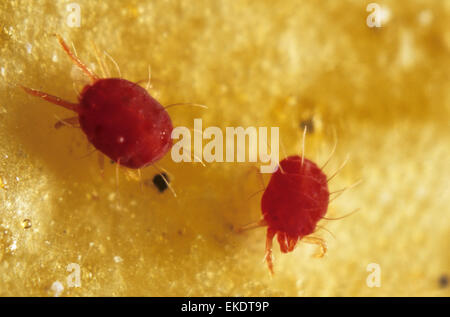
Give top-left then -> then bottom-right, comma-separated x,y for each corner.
19,35 -> 174,172
240,129 -> 355,274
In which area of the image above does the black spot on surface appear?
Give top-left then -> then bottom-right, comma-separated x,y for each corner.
152,173 -> 170,193
300,118 -> 314,134
439,275 -> 448,288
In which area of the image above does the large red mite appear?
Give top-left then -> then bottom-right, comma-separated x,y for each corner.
20,35 -> 173,169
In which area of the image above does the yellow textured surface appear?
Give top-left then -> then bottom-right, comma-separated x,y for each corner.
0,0 -> 449,296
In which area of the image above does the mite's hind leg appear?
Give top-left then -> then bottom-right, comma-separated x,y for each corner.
264,228 -> 276,275
54,116 -> 79,129
302,236 -> 327,258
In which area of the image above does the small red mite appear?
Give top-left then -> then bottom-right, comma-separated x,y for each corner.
20,35 -> 173,170
240,130 -> 355,274
261,156 -> 329,274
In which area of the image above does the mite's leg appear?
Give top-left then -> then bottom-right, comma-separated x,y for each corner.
54,116 -> 79,129
19,85 -> 79,113
56,34 -> 99,83
264,228 -> 276,275
321,127 -> 337,169
302,236 -> 327,258
277,232 -> 298,253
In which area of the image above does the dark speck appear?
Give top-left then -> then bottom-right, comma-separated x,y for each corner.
300,118 -> 314,134
439,275 -> 448,288
151,173 -> 170,193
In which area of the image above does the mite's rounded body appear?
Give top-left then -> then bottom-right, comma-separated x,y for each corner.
79,78 -> 173,169
262,156 -> 329,247
20,35 -> 174,170
254,155 -> 330,273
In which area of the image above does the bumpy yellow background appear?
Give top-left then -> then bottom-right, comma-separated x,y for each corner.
0,0 -> 449,296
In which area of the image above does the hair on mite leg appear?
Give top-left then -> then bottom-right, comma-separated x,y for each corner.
72,82 -> 82,98
134,65 -> 153,89
103,50 -> 121,78
90,40 -> 109,78
329,179 -> 363,195
247,188 -> 265,201
146,65 -> 152,90
300,125 -> 307,167
137,169 -> 144,192
236,218 -> 267,233
54,116 -> 79,129
327,154 -> 350,183
328,181 -> 360,203
314,225 -> 336,239
321,127 -> 338,170
322,208 -> 360,221
164,103 -> 208,110
70,42 -> 78,58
